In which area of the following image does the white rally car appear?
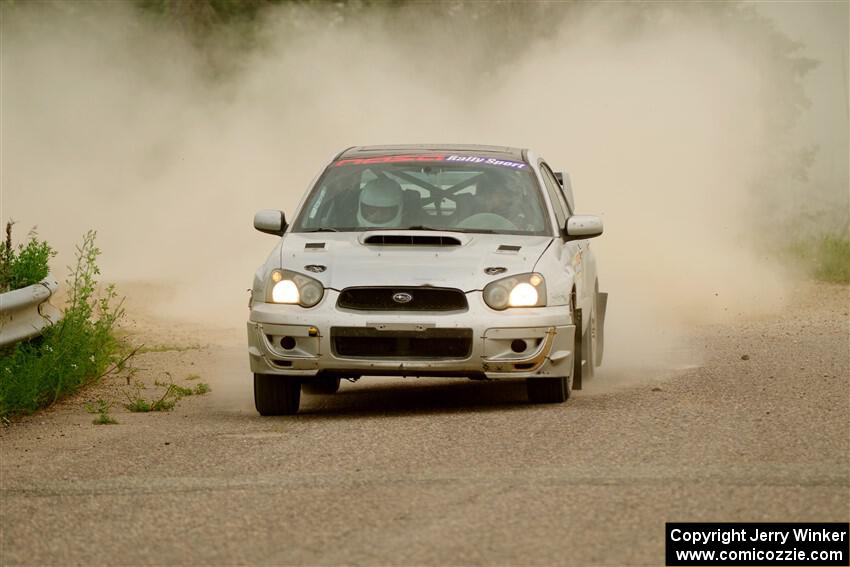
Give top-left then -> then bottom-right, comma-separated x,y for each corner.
248,145 -> 607,415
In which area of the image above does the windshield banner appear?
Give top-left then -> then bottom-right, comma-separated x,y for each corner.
334,154 -> 527,169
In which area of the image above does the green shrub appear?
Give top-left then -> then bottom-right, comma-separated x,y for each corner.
0,222 -> 56,292
812,234 -> 850,284
788,232 -> 850,284
0,230 -> 128,417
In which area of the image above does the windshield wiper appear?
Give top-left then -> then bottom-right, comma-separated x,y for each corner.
401,225 -> 443,231
449,228 -> 496,234
329,226 -> 496,234
358,225 -> 444,232
401,225 -> 496,234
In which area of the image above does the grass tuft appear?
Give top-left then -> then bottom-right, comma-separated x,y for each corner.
124,398 -> 152,413
151,398 -> 176,412
172,384 -> 195,397
124,377 -> 189,413
84,399 -> 118,425
124,394 -> 176,413
92,412 -> 119,425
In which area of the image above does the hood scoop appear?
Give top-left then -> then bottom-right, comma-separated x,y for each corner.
363,234 -> 462,247
305,242 -> 325,249
498,244 -> 521,252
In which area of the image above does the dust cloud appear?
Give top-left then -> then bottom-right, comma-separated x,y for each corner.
1,2 -> 846,380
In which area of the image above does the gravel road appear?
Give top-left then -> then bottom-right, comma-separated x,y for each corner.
1,283 -> 847,566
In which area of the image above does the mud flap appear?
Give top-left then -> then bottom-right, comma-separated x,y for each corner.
596,292 -> 608,366
573,308 -> 583,390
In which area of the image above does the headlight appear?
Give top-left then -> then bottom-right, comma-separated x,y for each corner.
267,269 -> 324,307
483,273 -> 546,310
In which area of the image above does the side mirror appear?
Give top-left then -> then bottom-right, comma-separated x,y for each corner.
254,209 -> 287,236
565,214 -> 603,240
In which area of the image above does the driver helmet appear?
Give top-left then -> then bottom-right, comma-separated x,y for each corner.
357,176 -> 404,228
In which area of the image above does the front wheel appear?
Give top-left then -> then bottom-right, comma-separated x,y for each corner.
254,373 -> 301,415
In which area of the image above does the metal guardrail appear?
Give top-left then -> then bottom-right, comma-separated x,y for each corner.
0,274 -> 63,347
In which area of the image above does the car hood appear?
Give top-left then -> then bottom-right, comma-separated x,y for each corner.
279,231 -> 553,291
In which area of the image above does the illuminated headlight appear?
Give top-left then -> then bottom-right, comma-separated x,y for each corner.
483,273 -> 546,310
267,269 -> 324,307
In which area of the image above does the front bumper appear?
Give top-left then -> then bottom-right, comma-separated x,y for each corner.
247,290 -> 575,380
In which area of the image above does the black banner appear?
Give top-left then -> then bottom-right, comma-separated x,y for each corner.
666,523 -> 849,566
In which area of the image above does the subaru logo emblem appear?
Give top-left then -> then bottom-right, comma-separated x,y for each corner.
392,292 -> 413,304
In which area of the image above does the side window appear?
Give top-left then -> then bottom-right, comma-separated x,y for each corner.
539,163 -> 568,232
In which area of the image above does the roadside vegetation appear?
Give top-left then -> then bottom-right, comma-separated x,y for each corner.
124,383 -> 178,412
0,228 -> 131,418
788,232 -> 850,284
0,222 -> 211,420
0,221 -> 55,293
124,373 -> 211,413
85,399 -> 118,425
809,234 -> 850,283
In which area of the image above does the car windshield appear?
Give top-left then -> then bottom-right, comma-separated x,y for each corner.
293,154 -> 550,235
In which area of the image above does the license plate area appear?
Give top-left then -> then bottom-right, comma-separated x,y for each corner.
331,327 -> 472,359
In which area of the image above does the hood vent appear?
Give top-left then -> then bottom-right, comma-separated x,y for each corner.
305,242 -> 325,249
364,234 -> 462,247
498,244 -> 521,252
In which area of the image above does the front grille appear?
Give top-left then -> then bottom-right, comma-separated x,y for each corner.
331,327 -> 473,359
337,287 -> 468,312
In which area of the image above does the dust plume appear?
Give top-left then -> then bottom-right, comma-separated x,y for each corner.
1,2 -> 846,379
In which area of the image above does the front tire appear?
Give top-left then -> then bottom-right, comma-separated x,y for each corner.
254,373 -> 301,415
